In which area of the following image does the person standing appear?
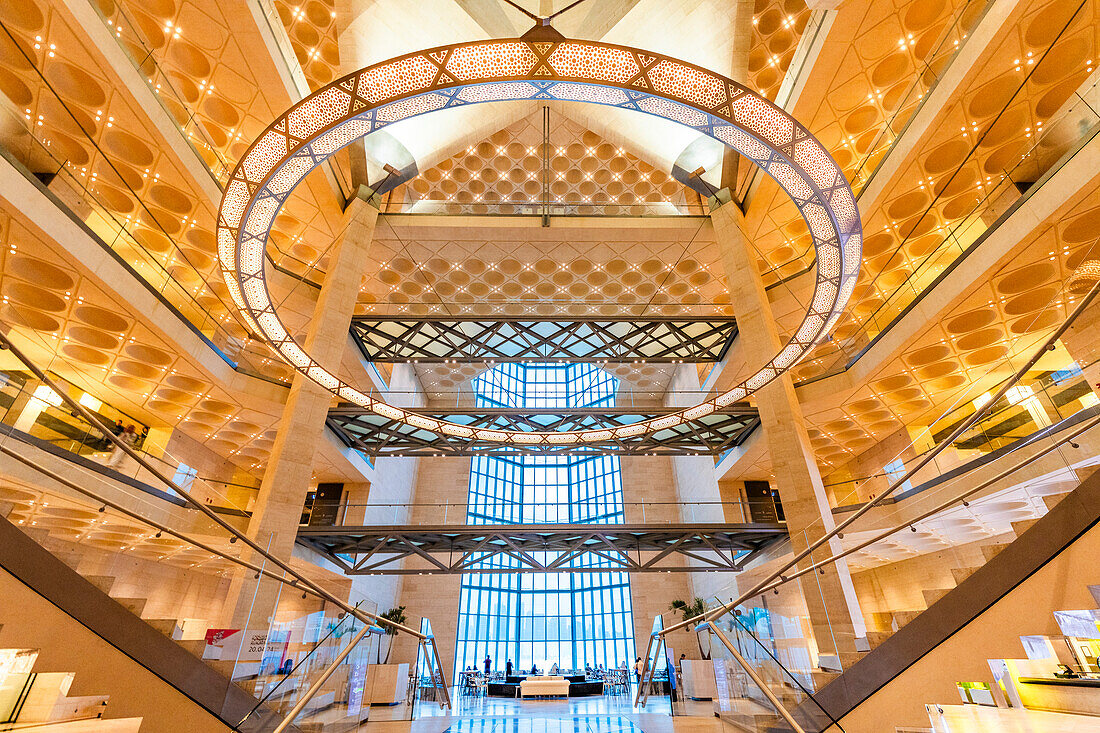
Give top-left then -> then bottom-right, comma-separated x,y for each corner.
634,657 -> 643,682
505,659 -> 513,676
106,424 -> 138,471
483,653 -> 492,674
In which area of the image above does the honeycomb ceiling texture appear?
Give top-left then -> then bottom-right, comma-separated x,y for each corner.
0,0 -> 1098,497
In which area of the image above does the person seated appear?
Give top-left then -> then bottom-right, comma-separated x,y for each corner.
549,662 -> 559,675
531,663 -> 538,675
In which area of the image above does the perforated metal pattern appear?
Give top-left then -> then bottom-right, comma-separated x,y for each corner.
217,37 -> 862,447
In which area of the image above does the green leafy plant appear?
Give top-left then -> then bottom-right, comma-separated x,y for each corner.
377,606 -> 407,663
669,597 -> 706,623
669,598 -> 710,659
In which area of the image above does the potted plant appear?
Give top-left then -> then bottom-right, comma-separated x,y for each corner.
669,597 -> 711,659
377,606 -> 407,664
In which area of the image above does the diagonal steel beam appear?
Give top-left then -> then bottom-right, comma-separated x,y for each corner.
349,317 -> 738,363
639,534 -> 695,569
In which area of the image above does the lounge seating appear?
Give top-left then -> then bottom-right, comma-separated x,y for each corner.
488,674 -> 603,697
519,676 -> 570,697
487,681 -> 519,697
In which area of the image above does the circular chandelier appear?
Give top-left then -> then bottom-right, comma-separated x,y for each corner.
217,35 -> 862,447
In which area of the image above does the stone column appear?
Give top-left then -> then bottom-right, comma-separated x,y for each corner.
665,364 -> 730,600
712,202 -> 866,667
1061,296 -> 1100,400
222,196 -> 378,627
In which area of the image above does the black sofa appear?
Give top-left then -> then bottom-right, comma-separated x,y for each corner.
487,675 -> 603,697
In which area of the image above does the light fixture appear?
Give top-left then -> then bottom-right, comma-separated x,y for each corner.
1068,259 -> 1100,297
32,385 -> 63,407
217,35 -> 862,446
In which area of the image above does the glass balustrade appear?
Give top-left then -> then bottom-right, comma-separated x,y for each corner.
0,366 -> 261,514
789,68 -> 1100,382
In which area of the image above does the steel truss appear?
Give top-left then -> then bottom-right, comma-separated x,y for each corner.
297,523 -> 788,575
349,317 -> 738,363
327,405 -> 760,456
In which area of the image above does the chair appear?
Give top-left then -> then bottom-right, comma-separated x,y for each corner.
462,671 -> 478,696
606,669 -> 627,695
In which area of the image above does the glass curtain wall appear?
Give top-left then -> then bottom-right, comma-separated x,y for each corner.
454,363 -> 636,676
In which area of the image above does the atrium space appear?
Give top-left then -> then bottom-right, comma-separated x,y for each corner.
3,0 -> 1100,732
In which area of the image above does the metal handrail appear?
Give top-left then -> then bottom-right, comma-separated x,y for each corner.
723,603 -> 845,732
270,623 -> 376,733
700,620 -> 807,733
636,278 -> 1100,705
239,600 -> 370,727
750,412 -> 1100,596
668,278 -> 1100,637
635,411 -> 1100,710
0,329 -> 452,711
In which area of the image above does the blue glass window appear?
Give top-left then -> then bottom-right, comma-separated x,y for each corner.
454,363 -> 635,675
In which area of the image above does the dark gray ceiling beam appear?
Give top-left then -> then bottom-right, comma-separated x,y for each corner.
350,316 -> 738,363
327,405 -> 760,456
296,522 -> 787,574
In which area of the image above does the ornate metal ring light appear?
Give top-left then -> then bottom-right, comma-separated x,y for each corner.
217,34 -> 861,447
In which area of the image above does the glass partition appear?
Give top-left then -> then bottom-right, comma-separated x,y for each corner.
0,335 -> 447,730
0,367 -> 260,514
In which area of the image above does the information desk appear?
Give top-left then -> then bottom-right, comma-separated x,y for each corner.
1018,676 -> 1100,716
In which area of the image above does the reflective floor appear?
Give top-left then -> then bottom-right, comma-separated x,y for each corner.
362,715 -> 722,733
361,693 -> 721,733
367,689 -> 712,721
439,717 -> 644,733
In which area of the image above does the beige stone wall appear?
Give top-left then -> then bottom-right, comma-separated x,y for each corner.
33,532 -> 230,628
717,479 -> 752,523
621,455 -> 676,523
850,538 -> 998,630
0,566 -> 232,732
347,363 -> 426,624
835,508 -> 1100,731
663,365 -> 730,602
621,456 -> 698,661
388,456 -> 471,669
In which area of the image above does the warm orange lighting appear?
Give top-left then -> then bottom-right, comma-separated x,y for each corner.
218,36 -> 862,446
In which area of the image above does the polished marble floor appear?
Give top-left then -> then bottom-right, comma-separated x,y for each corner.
367,688 -> 712,722
436,716 -> 646,733
361,690 -> 722,733
362,715 -> 722,733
